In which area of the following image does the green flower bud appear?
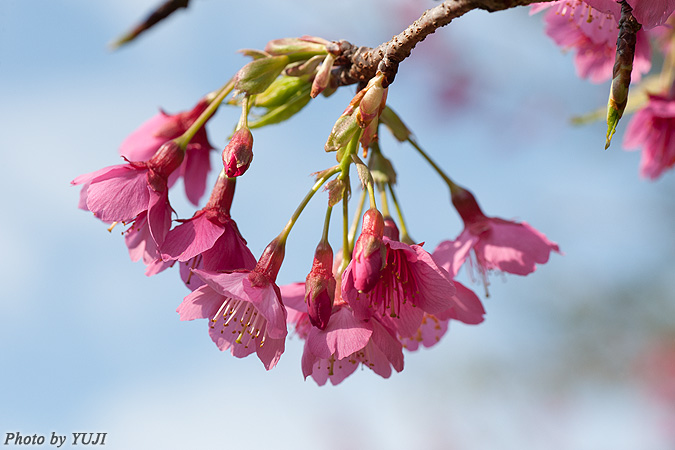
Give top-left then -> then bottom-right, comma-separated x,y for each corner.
235,55 -> 290,95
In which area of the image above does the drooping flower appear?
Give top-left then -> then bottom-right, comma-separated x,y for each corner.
176,239 -> 288,369
300,307 -> 404,386
623,93 -> 675,179
161,173 -> 256,290
342,237 -> 458,338
433,186 -> 560,288
281,282 -> 403,386
533,0 -> 651,83
119,98 -> 214,205
72,141 -> 184,271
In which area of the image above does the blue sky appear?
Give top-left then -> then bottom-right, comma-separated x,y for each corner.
2,1 -> 674,449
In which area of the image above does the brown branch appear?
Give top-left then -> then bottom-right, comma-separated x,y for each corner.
111,0 -> 191,49
331,0 -> 557,88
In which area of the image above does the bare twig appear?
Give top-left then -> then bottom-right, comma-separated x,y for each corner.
331,0 -> 556,88
110,0 -> 190,49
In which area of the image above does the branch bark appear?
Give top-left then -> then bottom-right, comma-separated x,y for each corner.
331,0 -> 557,88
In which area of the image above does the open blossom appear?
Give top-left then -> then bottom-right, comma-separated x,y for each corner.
623,93 -> 675,179
342,237 -> 458,338
281,283 -> 403,386
161,174 -> 256,290
72,141 -> 184,272
177,269 -> 287,369
120,98 -> 214,205
533,0 -> 651,83
434,186 -> 560,287
177,239 -> 288,369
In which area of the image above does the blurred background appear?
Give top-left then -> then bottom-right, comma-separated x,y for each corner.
1,0 -> 674,448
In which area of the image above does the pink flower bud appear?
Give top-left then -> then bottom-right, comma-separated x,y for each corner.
222,128 -> 254,177
352,208 -> 386,293
305,241 -> 336,330
383,216 -> 399,241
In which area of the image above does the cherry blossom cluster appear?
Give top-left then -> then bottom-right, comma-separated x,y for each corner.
73,0 -> 674,385
532,0 -> 675,178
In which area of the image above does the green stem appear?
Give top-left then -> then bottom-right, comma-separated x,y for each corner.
279,166 -> 341,243
321,205 -> 333,244
237,96 -> 251,130
175,79 -> 235,149
366,180 -> 377,209
347,189 -> 366,253
408,137 -> 459,193
339,175 -> 351,274
387,183 -> 412,244
378,184 -> 389,217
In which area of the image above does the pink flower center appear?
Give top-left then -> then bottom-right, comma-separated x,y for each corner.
360,247 -> 420,318
210,298 -> 268,349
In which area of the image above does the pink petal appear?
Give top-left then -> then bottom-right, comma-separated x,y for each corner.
401,314 -> 450,351
86,165 -> 149,222
255,335 -> 286,370
119,111 -> 173,162
432,235 -> 477,277
370,319 -> 404,374
183,144 -> 212,206
307,307 -> 373,360
161,213 -> 225,262
438,281 -> 486,325
146,187 -> 172,249
476,219 -> 560,275
177,284 -> 223,321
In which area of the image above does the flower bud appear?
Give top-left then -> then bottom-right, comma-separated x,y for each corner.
305,241 -> 336,330
383,216 -> 399,241
357,73 -> 386,127
352,208 -> 386,293
264,37 -> 329,58
311,53 -> 336,98
235,55 -> 290,96
222,128 -> 254,177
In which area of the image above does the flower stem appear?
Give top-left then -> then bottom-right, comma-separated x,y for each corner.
387,183 -> 412,244
339,176 -> 352,274
407,137 -> 459,193
175,79 -> 234,149
279,166 -> 341,244
321,205 -> 333,244
348,189 -> 367,252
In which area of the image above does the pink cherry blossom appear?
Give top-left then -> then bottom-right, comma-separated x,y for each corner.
73,141 -> 184,273
623,93 -> 675,179
120,99 -> 214,205
281,277 -> 404,385
584,0 -> 675,29
161,174 -> 256,290
177,269 -> 287,370
534,0 -> 651,83
434,187 -> 560,287
301,309 -> 404,386
343,237 -> 457,338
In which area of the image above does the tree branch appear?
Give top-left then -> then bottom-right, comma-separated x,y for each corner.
331,0 -> 556,88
